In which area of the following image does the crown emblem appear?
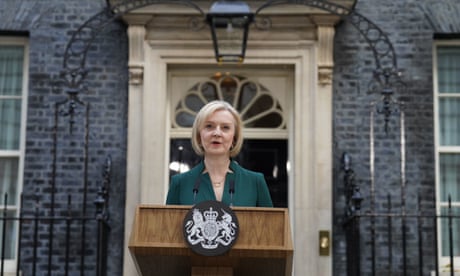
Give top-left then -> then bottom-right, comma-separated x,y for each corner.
203,207 -> 218,222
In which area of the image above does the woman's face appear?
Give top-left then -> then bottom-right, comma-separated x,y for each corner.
199,109 -> 236,157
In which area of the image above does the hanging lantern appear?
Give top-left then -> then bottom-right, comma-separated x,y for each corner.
206,0 -> 254,63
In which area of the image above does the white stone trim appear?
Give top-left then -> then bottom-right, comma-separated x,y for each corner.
123,14 -> 338,276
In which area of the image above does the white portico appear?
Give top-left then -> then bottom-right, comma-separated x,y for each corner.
119,1 -> 355,275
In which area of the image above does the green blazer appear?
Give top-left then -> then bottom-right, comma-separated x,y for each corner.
166,160 -> 273,207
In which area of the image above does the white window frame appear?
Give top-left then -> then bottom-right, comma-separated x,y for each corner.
0,36 -> 29,273
433,40 -> 460,268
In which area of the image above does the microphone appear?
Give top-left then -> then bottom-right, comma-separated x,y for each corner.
229,180 -> 235,207
193,178 -> 200,203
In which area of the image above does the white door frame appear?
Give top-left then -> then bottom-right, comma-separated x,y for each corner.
122,12 -> 336,276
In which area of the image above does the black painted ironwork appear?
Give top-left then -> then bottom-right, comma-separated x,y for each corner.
95,156 -> 112,276
256,0 -> 396,69
341,154 -> 459,275
59,0 -> 403,113
342,152 -> 362,275
342,152 -> 363,218
0,154 -> 111,275
371,69 -> 406,132
0,80 -> 112,275
60,0 -> 204,112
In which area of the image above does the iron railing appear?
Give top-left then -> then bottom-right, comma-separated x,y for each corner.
343,152 -> 459,276
0,190 -> 109,276
344,195 -> 459,276
0,156 -> 111,276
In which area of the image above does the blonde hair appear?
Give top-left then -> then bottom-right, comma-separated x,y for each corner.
191,100 -> 243,157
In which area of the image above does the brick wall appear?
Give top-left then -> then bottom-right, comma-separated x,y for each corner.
0,0 -> 128,275
2,0 -> 460,275
332,0 -> 460,274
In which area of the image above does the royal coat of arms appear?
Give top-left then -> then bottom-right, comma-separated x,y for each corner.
183,200 -> 239,256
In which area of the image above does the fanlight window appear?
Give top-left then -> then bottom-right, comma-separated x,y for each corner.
172,73 -> 285,129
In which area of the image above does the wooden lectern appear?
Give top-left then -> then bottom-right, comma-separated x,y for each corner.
129,205 -> 293,276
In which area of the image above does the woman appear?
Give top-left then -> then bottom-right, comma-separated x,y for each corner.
166,100 -> 273,207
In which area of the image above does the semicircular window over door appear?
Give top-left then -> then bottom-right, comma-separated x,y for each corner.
172,73 -> 286,129
168,67 -> 292,207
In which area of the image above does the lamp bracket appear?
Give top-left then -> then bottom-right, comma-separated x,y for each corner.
60,0 -> 401,100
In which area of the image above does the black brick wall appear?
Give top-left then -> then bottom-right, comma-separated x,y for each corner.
332,0 -> 460,274
0,0 -> 128,275
2,0 -> 460,275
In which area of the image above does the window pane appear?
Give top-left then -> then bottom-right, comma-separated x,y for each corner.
0,46 -> 24,96
0,157 -> 19,205
437,46 -> 460,93
175,111 -> 195,127
243,94 -> 274,120
239,81 -> 257,110
440,153 -> 460,202
220,76 -> 237,103
439,98 -> 460,146
201,82 -> 219,103
0,99 -> 21,149
0,42 -> 25,267
0,210 -> 18,259
184,94 -> 205,112
441,207 -> 460,257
